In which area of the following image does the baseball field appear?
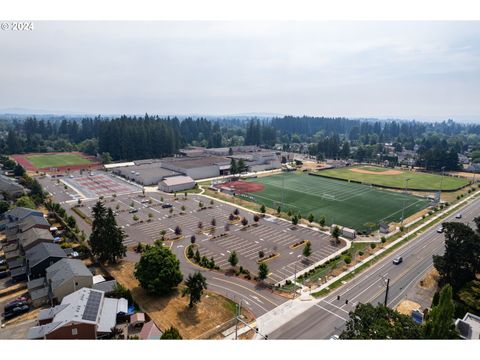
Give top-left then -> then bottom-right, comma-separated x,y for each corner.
316,165 -> 469,191
245,172 -> 430,231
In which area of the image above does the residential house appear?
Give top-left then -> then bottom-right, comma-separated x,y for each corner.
0,175 -> 25,199
456,312 -> 480,340
28,259 -> 94,306
25,242 -> 67,279
19,227 -> 54,252
27,288 -> 128,339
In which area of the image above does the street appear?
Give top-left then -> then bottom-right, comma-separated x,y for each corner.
269,195 -> 480,339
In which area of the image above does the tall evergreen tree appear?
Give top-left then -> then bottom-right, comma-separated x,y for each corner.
424,285 -> 458,339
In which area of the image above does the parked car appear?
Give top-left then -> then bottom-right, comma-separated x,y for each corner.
162,203 -> 173,208
437,226 -> 444,233
0,271 -> 10,279
393,256 -> 403,265
4,301 -> 28,313
128,209 -> 138,214
329,334 -> 340,340
141,199 -> 150,204
0,259 -> 6,265
455,213 -> 462,219
3,304 -> 30,320
5,297 -> 28,308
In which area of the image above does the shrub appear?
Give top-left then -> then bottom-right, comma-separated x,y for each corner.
381,237 -> 386,244
370,243 -> 377,249
344,256 -> 352,264
358,251 -> 364,256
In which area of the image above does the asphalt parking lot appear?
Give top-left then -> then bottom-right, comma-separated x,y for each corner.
38,171 -> 141,203
78,191 -> 346,283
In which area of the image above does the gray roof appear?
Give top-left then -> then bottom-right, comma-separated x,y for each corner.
19,215 -> 50,232
0,175 -> 24,194
92,279 -> 117,294
25,242 -> 66,268
27,322 -> 63,339
46,259 -> 92,291
160,175 -> 195,186
30,286 -> 49,301
7,258 -> 24,269
28,277 -> 46,291
162,156 -> 230,169
38,304 -> 69,321
19,227 -> 54,250
3,207 -> 43,222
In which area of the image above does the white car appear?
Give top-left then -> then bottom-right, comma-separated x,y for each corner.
437,227 -> 444,233
329,335 -> 340,340
455,213 -> 462,219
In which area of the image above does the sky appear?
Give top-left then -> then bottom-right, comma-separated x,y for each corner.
1,21 -> 480,121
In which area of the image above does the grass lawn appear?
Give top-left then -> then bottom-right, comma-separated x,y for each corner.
245,172 -> 430,231
107,261 -> 253,339
25,152 -> 92,169
317,165 -> 469,191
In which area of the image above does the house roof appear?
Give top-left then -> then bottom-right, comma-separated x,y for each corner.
92,279 -> 117,294
130,312 -> 145,325
25,242 -> 66,268
28,288 -> 127,338
0,175 -> 24,194
27,321 -> 63,339
46,259 -> 92,291
139,320 -> 162,340
18,215 -> 50,232
19,227 -> 54,250
4,207 -> 43,222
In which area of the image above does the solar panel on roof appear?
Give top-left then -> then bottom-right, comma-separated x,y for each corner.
82,291 -> 102,321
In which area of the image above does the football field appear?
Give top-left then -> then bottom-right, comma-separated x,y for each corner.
24,152 -> 93,169
245,172 -> 430,231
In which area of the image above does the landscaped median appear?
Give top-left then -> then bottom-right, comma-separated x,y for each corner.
310,190 -> 480,298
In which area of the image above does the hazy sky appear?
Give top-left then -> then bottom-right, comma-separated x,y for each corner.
1,21 -> 480,120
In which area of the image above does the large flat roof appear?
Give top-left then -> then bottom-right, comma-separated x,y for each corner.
162,156 -> 230,169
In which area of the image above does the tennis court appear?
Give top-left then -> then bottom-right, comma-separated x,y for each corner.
245,172 -> 430,231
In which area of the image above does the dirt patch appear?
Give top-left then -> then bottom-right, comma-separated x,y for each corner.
419,268 -> 439,290
396,299 -> 421,316
106,261 -> 253,339
215,180 -> 265,194
4,307 -> 43,326
350,167 -> 402,176
447,171 -> 476,179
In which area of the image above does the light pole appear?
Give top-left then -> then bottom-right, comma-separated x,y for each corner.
379,275 -> 390,307
401,178 -> 411,227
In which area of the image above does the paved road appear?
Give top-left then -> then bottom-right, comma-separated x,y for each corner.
270,196 -> 480,339
170,239 -> 288,317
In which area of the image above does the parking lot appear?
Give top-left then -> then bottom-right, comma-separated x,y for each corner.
77,191 -> 346,283
38,171 -> 141,203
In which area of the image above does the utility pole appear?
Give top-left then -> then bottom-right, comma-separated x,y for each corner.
384,278 -> 390,307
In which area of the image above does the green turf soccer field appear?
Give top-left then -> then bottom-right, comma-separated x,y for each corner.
316,165 -> 469,191
246,172 -> 430,231
25,153 -> 92,169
